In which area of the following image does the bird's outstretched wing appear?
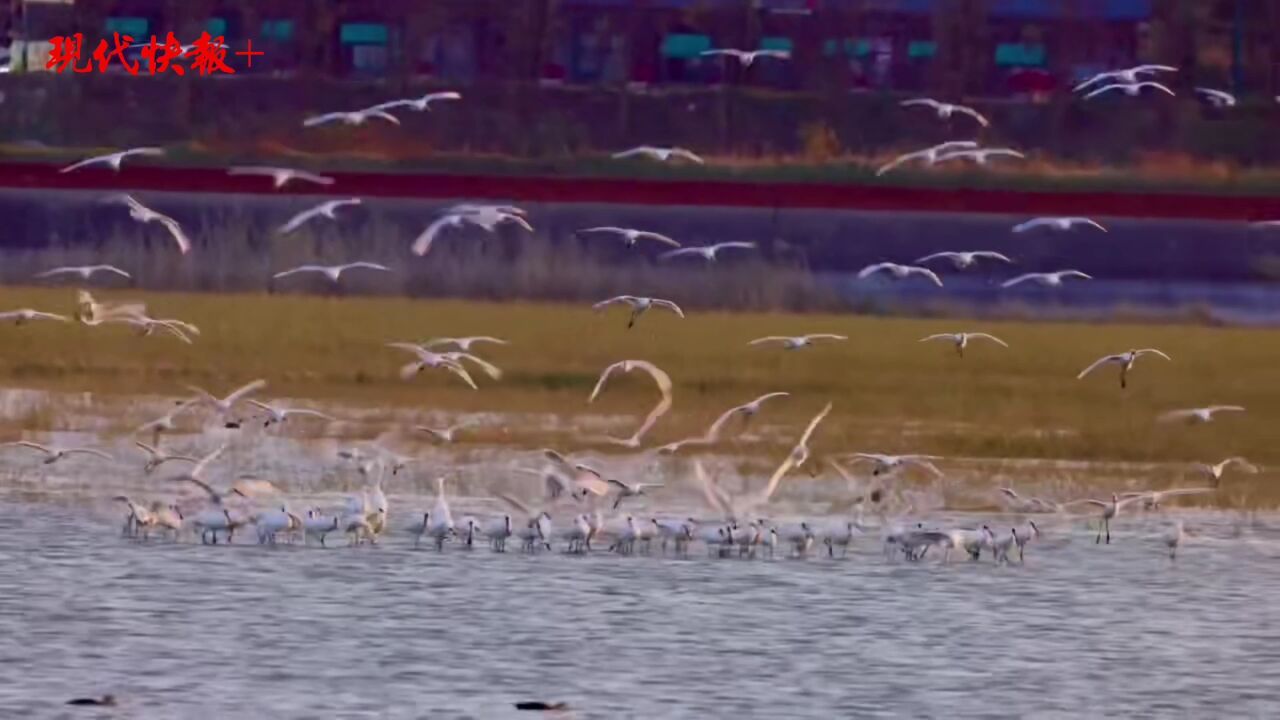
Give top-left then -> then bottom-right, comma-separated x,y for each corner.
650,299 -> 685,317
303,112 -> 347,127
900,98 -> 941,110
638,231 -> 681,248
1000,273 -> 1041,288
592,296 -> 636,312
611,146 -> 656,159
953,105 -> 990,127
670,148 -> 704,164
413,214 -> 464,257
972,251 -> 1013,263
278,207 -> 323,235
1076,355 -> 1121,379
155,216 -> 192,255
223,379 -> 268,406
914,252 -> 958,264
857,263 -> 893,279
588,361 -> 626,403
969,333 -> 1009,347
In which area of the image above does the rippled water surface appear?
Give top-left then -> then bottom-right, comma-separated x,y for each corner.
3,500 -> 1279,719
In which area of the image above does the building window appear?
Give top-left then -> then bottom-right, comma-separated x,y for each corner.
340,22 -> 391,75
995,43 -> 1046,68
340,23 -> 389,45
105,17 -> 149,37
261,20 -> 295,42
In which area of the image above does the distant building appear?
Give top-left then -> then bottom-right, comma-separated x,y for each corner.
8,0 -> 1271,97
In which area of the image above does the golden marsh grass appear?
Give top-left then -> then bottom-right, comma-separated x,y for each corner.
0,285 -> 1276,506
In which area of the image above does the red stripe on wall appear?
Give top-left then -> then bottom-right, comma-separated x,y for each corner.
2,162 -> 1276,221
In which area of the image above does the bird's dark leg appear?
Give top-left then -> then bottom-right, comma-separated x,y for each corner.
1105,519 -> 1111,544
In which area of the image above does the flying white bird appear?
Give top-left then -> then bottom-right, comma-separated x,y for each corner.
436,351 -> 503,382
443,203 -> 528,217
997,488 -> 1061,515
1119,486 -> 1215,511
246,400 -> 336,428
35,265 -> 130,281
857,263 -> 944,287
386,343 -> 478,388
913,250 -> 1012,270
1195,457 -> 1257,487
1077,348 -> 1171,389
1001,270 -> 1092,288
114,316 -> 198,344
133,441 -> 198,475
59,147 -> 164,173
168,446 -> 278,507
416,420 -> 474,444
1073,64 -> 1177,92
184,379 -> 268,424
75,290 -> 146,327
0,308 -> 70,325
707,392 -> 789,436
412,208 -> 532,257
749,334 -> 846,350
660,242 -> 755,262
659,392 -> 790,454
421,336 -> 508,352
272,262 -> 391,283
303,108 -> 401,127
592,296 -> 684,329
699,48 -> 790,67
696,403 -> 831,521
606,479 -> 665,510
276,198 -> 362,235
136,398 -> 200,445
578,226 -> 680,248
537,451 -> 614,502
0,441 -> 113,465
1157,405 -> 1245,424
935,147 -> 1025,165
611,146 -> 704,164
226,166 -> 335,189
369,91 -> 462,113
847,453 -> 943,478
918,332 -> 1008,357
588,359 -> 673,448
1195,87 -> 1236,107
103,194 -> 192,254
1083,81 -> 1175,100
900,98 -> 989,127
874,141 -> 979,176
1012,217 -> 1107,233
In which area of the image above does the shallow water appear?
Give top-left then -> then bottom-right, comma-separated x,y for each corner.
3,499 -> 1279,719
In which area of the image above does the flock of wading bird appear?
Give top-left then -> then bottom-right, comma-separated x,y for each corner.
7,61 -> 1270,565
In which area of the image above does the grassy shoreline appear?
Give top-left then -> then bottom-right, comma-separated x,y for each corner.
0,286 -> 1274,481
